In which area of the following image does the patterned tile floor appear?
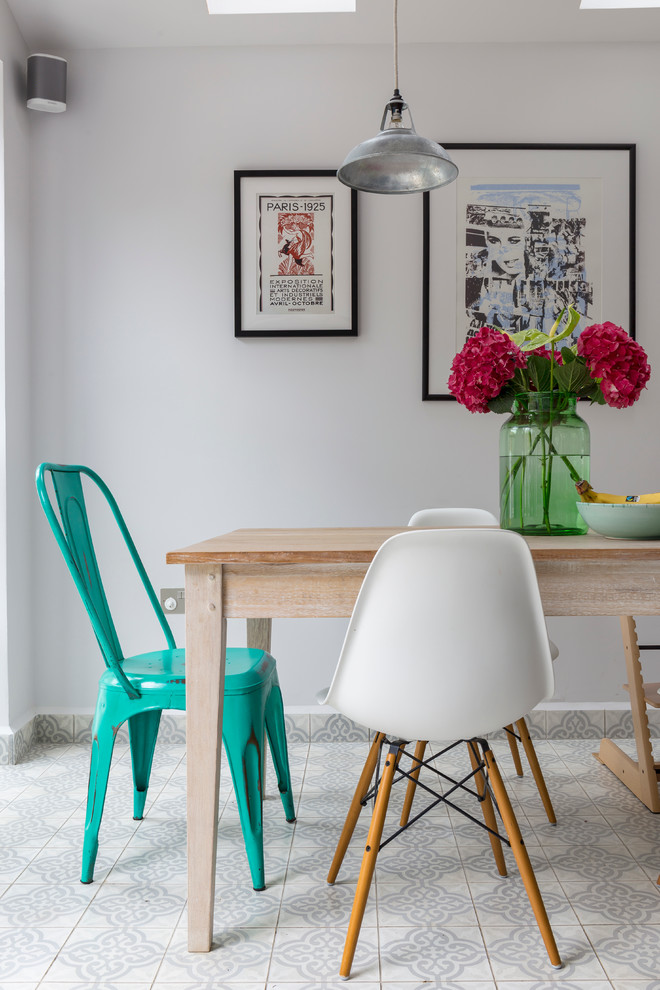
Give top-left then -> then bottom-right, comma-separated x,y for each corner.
0,735 -> 659,989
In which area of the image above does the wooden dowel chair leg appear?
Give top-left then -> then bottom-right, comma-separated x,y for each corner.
505,724 -> 524,777
327,732 -> 386,885
467,741 -> 507,877
340,741 -> 398,981
515,717 -> 557,825
400,739 -> 427,827
481,742 -> 562,970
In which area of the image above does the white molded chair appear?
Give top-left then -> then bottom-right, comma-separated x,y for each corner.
405,507 -> 557,826
408,506 -> 498,528
323,528 -> 562,979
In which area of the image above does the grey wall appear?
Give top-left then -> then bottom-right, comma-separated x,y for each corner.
0,0 -> 31,730
19,40 -> 660,721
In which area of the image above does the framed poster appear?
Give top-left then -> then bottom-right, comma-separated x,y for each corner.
234,169 -> 358,337
422,143 -> 636,399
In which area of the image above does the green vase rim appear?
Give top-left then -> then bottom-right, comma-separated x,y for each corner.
512,390 -> 577,398
512,391 -> 578,409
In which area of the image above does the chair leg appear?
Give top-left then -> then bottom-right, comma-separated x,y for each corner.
504,724 -> 524,777
264,681 -> 296,823
466,741 -> 507,877
481,741 -> 562,969
128,709 -> 162,820
327,732 -> 386,885
224,721 -> 266,891
82,703 -> 120,884
515,717 -> 557,825
399,739 -> 427,827
340,741 -> 399,981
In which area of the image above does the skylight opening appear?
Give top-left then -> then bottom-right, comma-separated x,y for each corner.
580,1 -> 660,8
207,1 -> 356,13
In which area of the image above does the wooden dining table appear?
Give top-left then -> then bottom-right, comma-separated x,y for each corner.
166,527 -> 660,952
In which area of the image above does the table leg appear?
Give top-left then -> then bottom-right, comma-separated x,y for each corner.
247,617 -> 272,652
596,615 -> 660,813
185,563 -> 227,951
247,619 -> 273,794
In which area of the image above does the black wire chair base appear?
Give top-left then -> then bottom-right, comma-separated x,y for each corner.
363,736 -> 511,853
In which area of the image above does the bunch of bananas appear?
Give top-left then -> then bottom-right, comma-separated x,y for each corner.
576,480 -> 660,504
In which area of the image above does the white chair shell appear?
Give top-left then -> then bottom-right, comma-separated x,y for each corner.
325,528 -> 554,743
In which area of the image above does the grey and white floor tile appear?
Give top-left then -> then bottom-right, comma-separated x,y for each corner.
378,926 -> 494,982
1,737 -> 660,986
45,926 -> 175,983
0,881 -> 97,927
468,879 -> 578,926
376,879 -> 477,926
559,880 -> 660,926
159,927 -> 276,983
277,879 -> 377,928
481,924 -> 608,980
269,926 -> 380,982
79,882 -> 187,928
582,925 -> 660,980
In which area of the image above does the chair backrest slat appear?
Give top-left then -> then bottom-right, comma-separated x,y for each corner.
36,463 -> 176,700
50,467 -> 124,663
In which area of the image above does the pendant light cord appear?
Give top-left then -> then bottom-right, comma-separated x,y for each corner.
393,0 -> 399,93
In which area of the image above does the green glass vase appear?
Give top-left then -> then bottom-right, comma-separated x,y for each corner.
499,392 -> 590,536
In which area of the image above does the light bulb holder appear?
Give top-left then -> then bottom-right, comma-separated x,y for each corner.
384,88 -> 406,126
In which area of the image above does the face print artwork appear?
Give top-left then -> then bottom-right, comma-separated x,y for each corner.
456,178 -> 602,347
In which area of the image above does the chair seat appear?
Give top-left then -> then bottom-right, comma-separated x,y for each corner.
100,649 -> 186,694
101,647 -> 276,696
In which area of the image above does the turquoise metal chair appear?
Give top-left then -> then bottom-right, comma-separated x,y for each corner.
35,463 -> 296,890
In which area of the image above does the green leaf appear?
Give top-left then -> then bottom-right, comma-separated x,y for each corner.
518,334 -> 554,352
487,386 -> 516,414
506,328 -> 549,349
584,382 -> 606,404
549,305 -> 582,344
527,354 -> 553,392
547,307 -> 566,339
553,361 -> 594,394
560,346 -> 577,364
511,368 -> 530,392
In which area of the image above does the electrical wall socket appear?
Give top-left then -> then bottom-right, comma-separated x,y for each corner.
160,588 -> 185,614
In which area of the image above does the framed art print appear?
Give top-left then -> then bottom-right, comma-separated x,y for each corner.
422,143 -> 636,398
234,169 -> 358,337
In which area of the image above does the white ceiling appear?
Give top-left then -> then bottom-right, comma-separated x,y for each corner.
6,0 -> 660,51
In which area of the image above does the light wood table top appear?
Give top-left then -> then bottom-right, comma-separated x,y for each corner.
168,527 -> 660,564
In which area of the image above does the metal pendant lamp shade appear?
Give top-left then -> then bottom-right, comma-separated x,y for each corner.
337,1 -> 458,195
337,91 -> 457,194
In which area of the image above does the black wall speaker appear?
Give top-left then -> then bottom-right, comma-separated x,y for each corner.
27,54 -> 67,113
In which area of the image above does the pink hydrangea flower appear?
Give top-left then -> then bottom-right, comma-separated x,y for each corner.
448,327 -> 527,413
528,345 -> 563,365
577,322 -> 651,408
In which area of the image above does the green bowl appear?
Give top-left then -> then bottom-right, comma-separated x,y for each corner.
576,501 -> 660,540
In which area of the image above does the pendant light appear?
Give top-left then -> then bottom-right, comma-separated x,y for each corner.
337,0 -> 458,194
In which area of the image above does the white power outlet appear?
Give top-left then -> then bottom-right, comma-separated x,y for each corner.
160,588 -> 185,614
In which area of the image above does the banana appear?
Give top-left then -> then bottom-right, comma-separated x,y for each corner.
576,481 -> 660,504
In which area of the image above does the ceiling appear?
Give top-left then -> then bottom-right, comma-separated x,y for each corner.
6,0 -> 660,50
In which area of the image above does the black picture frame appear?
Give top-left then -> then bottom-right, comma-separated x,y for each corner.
422,143 -> 636,399
234,169 -> 358,337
